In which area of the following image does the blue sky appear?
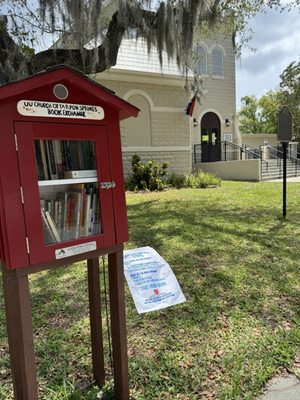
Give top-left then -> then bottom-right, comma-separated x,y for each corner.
236,6 -> 300,108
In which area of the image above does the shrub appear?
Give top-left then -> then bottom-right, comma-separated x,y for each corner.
184,170 -> 221,188
166,170 -> 221,189
167,173 -> 186,189
126,154 -> 168,191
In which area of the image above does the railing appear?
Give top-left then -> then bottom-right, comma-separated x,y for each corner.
193,141 -> 269,175
264,146 -> 283,161
222,141 -> 262,161
276,144 -> 300,163
194,141 -> 267,164
260,146 -> 300,178
193,141 -> 300,179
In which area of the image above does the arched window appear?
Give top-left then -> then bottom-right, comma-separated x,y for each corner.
212,48 -> 224,76
126,94 -> 152,146
194,44 -> 207,75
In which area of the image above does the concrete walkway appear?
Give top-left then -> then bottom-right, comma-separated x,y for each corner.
257,374 -> 300,400
266,176 -> 300,183
259,177 -> 300,397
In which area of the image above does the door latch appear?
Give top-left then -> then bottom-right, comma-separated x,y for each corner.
100,181 -> 116,189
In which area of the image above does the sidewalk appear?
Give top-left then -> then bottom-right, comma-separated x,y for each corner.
257,374 -> 300,400
266,176 -> 300,183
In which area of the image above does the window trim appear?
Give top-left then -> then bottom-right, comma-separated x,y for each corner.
194,42 -> 209,77
211,46 -> 225,77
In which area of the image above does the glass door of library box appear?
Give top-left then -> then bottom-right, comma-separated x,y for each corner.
15,121 -> 115,265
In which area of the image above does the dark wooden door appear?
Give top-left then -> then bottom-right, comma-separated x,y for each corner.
201,112 -> 221,162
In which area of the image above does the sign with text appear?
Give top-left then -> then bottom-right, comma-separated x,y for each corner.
278,106 -> 292,142
55,241 -> 97,259
17,100 -> 105,120
224,133 -> 232,142
124,247 -> 186,314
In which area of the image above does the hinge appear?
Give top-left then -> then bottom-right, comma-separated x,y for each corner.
14,134 -> 18,151
101,181 -> 116,189
20,186 -> 24,204
25,237 -> 30,254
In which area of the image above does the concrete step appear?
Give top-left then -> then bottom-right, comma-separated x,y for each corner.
262,163 -> 300,176
263,161 -> 299,167
262,170 -> 300,175
262,168 -> 298,173
262,173 -> 300,181
262,171 -> 300,177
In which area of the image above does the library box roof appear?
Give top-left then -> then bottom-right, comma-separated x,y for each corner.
0,65 -> 139,120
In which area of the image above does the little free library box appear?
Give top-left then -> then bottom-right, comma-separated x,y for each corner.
0,65 -> 139,400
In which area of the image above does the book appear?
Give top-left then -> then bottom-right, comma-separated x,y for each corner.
39,140 -> 49,180
34,141 -> 45,180
63,170 -> 97,179
82,141 -> 90,169
53,140 -> 64,179
77,142 -> 85,170
71,184 -> 86,237
87,142 -> 96,169
81,141 -> 96,169
45,211 -> 61,242
56,192 -> 67,239
62,140 -> 72,171
45,140 -> 58,180
83,193 -> 91,236
41,208 -> 56,244
70,141 -> 80,170
89,187 -> 98,235
44,199 -> 54,216
92,189 -> 101,235
35,139 -> 98,183
68,191 -> 84,239
39,182 -> 100,244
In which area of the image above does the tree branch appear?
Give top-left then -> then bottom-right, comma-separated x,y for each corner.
1,5 -> 161,84
28,11 -> 125,75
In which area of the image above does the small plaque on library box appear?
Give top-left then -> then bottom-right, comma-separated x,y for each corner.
55,241 -> 97,259
17,100 -> 105,120
278,106 -> 292,142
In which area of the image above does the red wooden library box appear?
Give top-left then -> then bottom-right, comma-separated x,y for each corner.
0,66 -> 139,270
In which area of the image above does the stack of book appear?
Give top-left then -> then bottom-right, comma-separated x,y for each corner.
35,139 -> 96,181
40,183 -> 100,244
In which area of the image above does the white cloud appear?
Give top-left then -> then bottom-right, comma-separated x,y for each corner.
236,6 -> 300,108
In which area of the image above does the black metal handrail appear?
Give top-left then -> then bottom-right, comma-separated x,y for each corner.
229,143 -> 300,176
224,141 -> 261,160
225,141 -> 269,173
193,141 -> 300,180
276,144 -> 300,163
193,141 -> 269,174
261,146 -> 300,178
266,146 -> 284,161
194,141 -> 266,161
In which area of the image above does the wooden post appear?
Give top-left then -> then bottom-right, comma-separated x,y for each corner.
108,251 -> 129,400
1,245 -> 127,399
2,267 -> 39,400
87,258 -> 105,387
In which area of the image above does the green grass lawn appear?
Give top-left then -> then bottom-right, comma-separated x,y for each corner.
1,181 -> 300,399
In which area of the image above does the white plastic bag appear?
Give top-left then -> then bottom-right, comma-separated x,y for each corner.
124,246 -> 186,314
